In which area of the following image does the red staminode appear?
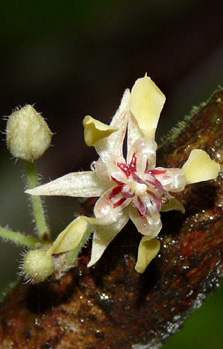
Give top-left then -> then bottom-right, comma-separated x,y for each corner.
117,153 -> 137,178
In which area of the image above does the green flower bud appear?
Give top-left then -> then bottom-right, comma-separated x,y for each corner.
6,105 -> 52,162
23,249 -> 54,283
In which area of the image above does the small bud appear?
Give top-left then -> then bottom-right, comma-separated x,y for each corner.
22,249 -> 54,283
6,105 -> 52,161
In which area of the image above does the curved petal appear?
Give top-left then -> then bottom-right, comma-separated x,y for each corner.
127,137 -> 157,173
129,75 -> 165,139
135,237 -> 160,273
48,216 -> 91,255
83,115 -> 118,146
95,89 -> 130,161
156,168 -> 187,192
94,187 -> 132,224
26,171 -> 110,197
182,149 -> 220,184
93,155 -> 128,184
129,205 -> 162,237
127,114 -> 144,153
87,208 -> 129,267
92,158 -> 110,181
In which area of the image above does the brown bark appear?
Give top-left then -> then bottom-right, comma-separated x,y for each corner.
1,89 -> 223,348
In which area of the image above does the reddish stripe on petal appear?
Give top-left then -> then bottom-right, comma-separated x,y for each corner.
111,185 -> 123,197
111,176 -> 124,186
145,159 -> 149,173
150,169 -> 166,175
113,197 -> 126,208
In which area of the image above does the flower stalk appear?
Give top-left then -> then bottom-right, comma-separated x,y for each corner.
25,161 -> 50,240
0,226 -> 40,248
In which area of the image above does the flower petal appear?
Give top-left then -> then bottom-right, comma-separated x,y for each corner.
182,149 -> 220,184
47,216 -> 90,255
94,187 -> 132,223
83,115 -> 118,146
127,114 -> 144,153
156,168 -> 187,192
129,75 -> 166,139
127,137 -> 157,173
87,208 -> 129,267
26,171 -> 110,197
95,89 -> 130,161
135,237 -> 160,273
129,205 -> 162,237
93,155 -> 128,183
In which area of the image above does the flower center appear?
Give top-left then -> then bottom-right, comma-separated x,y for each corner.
129,181 -> 147,196
109,153 -> 168,213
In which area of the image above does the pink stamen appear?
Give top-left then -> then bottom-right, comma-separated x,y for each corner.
132,172 -> 146,184
146,189 -> 158,201
147,175 -> 165,191
113,197 -> 126,208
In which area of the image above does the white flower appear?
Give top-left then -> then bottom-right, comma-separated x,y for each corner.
26,75 -> 220,273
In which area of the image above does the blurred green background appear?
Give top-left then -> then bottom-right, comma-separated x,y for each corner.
1,0 -> 223,348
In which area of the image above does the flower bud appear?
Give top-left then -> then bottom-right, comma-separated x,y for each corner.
22,249 -> 54,283
6,105 -> 52,161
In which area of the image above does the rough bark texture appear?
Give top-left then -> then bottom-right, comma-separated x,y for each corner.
1,89 -> 223,348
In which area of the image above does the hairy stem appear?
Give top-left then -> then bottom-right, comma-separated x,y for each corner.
0,226 -> 40,248
25,161 -> 50,239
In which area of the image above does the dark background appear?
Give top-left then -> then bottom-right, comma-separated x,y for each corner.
1,1 -> 223,348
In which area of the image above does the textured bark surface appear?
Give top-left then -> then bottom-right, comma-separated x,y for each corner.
1,89 -> 223,348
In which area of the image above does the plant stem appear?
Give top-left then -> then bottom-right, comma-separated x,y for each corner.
25,161 -> 50,240
0,226 -> 41,248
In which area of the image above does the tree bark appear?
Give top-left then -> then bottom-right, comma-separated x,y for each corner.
1,89 -> 223,348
